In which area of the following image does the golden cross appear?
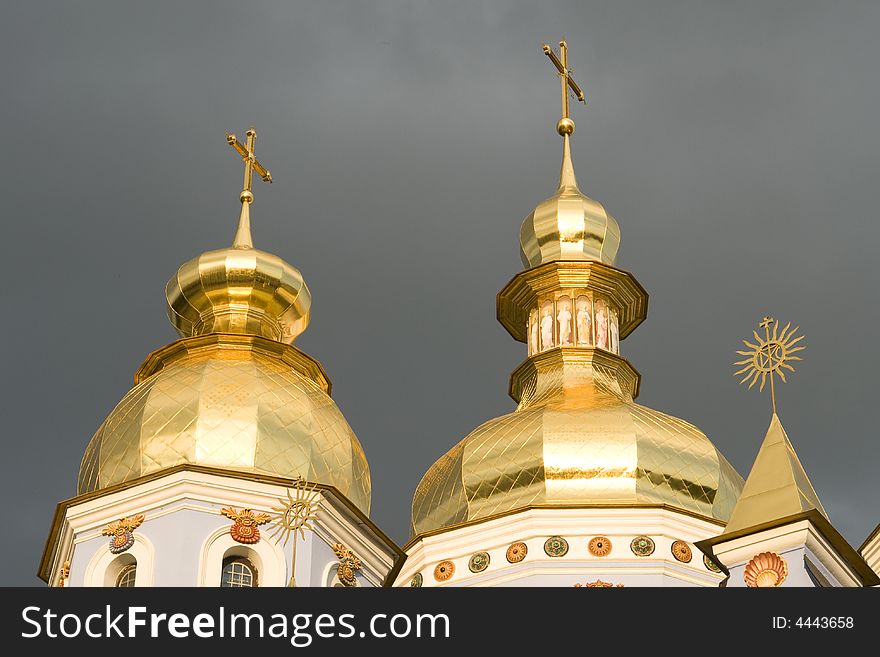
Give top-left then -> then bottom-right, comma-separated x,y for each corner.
225,127 -> 272,204
543,40 -> 586,134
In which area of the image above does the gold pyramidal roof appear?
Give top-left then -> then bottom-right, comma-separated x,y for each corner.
724,413 -> 827,534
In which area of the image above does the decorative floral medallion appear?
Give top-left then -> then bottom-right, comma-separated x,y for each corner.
221,507 -> 272,544
671,540 -> 693,563
434,560 -> 455,582
574,580 -> 625,588
102,514 -> 145,554
630,536 -> 655,557
58,561 -> 70,588
588,536 -> 612,557
332,543 -> 362,587
410,573 -> 423,588
544,536 -> 569,557
703,553 -> 723,573
506,541 -> 528,563
468,551 -> 491,573
744,552 -> 788,588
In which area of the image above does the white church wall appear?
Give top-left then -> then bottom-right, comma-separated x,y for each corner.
78,532 -> 155,587
199,524 -> 288,586
712,519 -> 864,588
725,546 -> 814,588
47,469 -> 399,588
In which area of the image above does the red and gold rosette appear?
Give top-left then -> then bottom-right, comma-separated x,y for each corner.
221,507 -> 272,545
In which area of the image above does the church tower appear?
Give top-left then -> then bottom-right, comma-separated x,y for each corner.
697,412 -> 877,587
696,319 -> 878,587
39,128 -> 403,587
397,42 -> 745,587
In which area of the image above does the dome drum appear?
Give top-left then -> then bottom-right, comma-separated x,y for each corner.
526,291 -> 623,357
497,260 -> 648,344
135,333 -> 331,393
509,348 -> 641,404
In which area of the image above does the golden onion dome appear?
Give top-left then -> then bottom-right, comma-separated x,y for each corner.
412,350 -> 743,534
519,133 -> 621,268
165,201 -> 311,344
79,128 -> 371,512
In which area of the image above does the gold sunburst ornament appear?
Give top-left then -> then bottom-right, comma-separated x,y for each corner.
269,478 -> 320,587
734,317 -> 805,414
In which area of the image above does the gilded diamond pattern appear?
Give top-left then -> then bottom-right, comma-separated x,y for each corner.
412,353 -> 744,535
79,349 -> 370,513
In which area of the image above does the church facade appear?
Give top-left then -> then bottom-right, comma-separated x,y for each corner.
39,45 -> 878,589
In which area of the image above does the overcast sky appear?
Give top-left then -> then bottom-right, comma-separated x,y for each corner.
2,1 -> 878,585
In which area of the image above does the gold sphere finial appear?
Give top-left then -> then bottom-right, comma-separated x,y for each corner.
240,190 -> 254,203
557,117 -> 575,136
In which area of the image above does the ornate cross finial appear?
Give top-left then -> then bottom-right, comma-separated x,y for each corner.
734,317 -> 805,415
542,40 -> 586,136
225,127 -> 272,248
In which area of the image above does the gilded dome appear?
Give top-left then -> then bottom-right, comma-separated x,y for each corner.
519,134 -> 621,268
412,350 -> 743,535
412,52 -> 741,538
165,225 -> 311,344
79,128 -> 370,512
79,335 -> 371,513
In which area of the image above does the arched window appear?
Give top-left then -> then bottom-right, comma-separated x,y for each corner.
221,556 -> 257,588
201,534 -> 282,587
102,553 -> 138,588
116,564 -> 137,588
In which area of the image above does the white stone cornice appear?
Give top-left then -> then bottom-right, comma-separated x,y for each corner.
398,506 -> 725,587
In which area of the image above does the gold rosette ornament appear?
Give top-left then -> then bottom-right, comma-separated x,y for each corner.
102,514 -> 144,554
574,580 -> 624,588
221,507 -> 272,544
332,544 -> 362,587
744,551 -> 788,588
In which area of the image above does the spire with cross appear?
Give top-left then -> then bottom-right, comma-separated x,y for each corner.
225,127 -> 273,249
542,39 -> 586,137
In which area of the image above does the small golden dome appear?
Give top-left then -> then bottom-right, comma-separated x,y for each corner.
519,134 -> 621,268
412,351 -> 743,535
79,335 -> 371,513
165,205 -> 311,344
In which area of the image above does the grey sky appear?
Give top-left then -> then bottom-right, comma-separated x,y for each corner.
1,1 -> 878,584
